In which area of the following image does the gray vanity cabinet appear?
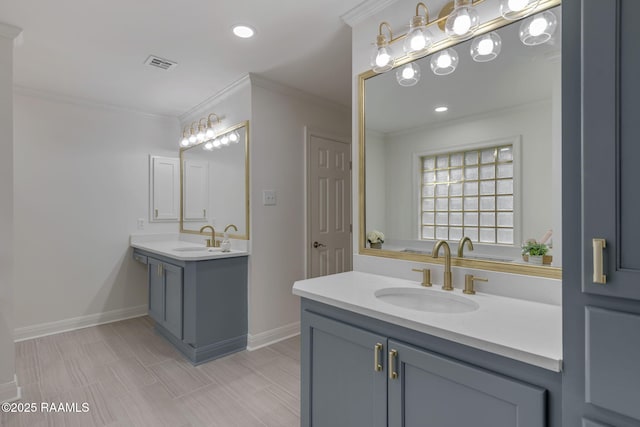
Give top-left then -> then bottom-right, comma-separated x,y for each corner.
302,303 -> 552,427
134,249 -> 248,365
563,0 -> 640,426
147,257 -> 183,339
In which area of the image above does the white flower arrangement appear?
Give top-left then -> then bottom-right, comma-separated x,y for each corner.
366,230 -> 385,244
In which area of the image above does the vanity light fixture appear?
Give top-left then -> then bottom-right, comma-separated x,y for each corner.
396,62 -> 421,87
371,22 -> 395,73
229,131 -> 240,143
232,25 -> 255,39
435,106 -> 449,112
500,0 -> 540,20
444,0 -> 479,40
404,2 -> 433,56
221,135 -> 230,146
212,139 -> 222,149
430,48 -> 458,75
519,10 -> 557,45
188,122 -> 198,144
180,127 -> 190,147
197,119 -> 207,142
205,113 -> 220,140
204,141 -> 214,150
470,31 -> 502,62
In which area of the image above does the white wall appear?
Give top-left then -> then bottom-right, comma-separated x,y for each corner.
13,91 -> 180,333
0,23 -> 20,402
364,129 -> 387,233
249,75 -> 350,343
380,101 -> 553,244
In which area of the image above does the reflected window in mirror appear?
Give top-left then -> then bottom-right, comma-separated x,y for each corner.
421,142 -> 517,245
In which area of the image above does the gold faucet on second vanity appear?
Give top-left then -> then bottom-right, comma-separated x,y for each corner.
457,236 -> 474,258
199,225 -> 219,248
432,240 -> 453,291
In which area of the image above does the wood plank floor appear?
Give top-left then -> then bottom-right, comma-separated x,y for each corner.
2,317 -> 301,427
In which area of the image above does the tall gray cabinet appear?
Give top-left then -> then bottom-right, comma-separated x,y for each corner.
563,0 -> 640,425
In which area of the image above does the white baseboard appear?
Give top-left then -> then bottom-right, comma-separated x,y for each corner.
13,305 -> 148,342
0,375 -> 21,403
247,321 -> 300,351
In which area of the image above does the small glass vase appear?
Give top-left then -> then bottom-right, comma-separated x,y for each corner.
370,242 -> 382,249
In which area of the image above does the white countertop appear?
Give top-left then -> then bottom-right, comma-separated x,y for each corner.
293,271 -> 562,372
131,238 -> 249,261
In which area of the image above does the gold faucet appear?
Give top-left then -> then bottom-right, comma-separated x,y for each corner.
457,236 -> 474,258
432,240 -> 453,291
224,224 -> 238,233
199,225 -> 219,247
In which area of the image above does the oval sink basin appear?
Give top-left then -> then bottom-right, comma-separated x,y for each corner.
375,287 -> 479,314
173,247 -> 222,252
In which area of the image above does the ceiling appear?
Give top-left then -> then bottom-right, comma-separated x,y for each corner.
0,0 -> 365,116
365,6 -> 562,134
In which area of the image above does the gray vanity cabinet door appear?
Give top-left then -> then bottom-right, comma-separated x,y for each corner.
388,340 -> 545,427
147,257 -> 164,324
146,257 -> 183,340
162,262 -> 183,340
302,311 -> 387,427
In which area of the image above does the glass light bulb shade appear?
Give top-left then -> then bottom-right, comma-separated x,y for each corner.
229,131 -> 239,143
221,135 -> 230,146
204,141 -> 213,150
213,139 -> 221,148
500,0 -> 540,20
470,32 -> 502,62
205,128 -> 215,139
519,11 -> 557,46
396,62 -> 421,87
188,134 -> 197,144
403,26 -> 431,55
370,45 -> 394,73
197,131 -> 205,142
430,48 -> 459,76
445,6 -> 479,39
180,138 -> 189,147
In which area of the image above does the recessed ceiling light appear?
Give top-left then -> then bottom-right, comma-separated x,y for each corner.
435,106 -> 449,112
232,25 -> 255,39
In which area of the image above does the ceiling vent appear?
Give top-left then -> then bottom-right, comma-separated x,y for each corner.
144,55 -> 178,71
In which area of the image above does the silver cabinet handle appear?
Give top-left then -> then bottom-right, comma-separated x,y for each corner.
593,238 -> 607,284
389,349 -> 398,380
374,343 -> 383,372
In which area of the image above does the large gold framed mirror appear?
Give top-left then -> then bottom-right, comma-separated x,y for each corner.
180,120 -> 250,240
359,1 -> 561,279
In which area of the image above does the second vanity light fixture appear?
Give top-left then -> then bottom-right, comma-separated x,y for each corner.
371,0 -> 556,86
179,113 -> 241,150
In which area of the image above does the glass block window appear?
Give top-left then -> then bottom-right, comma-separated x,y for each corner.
420,144 -> 514,244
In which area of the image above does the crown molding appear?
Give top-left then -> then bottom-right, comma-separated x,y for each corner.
0,23 -> 23,44
178,74 -> 251,123
340,0 -> 400,27
13,85 -> 177,120
249,73 -> 350,116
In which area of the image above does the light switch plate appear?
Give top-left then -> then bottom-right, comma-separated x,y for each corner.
263,190 -> 277,206
137,218 -> 145,230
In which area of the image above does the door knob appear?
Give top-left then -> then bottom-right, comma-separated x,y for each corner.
313,241 -> 326,248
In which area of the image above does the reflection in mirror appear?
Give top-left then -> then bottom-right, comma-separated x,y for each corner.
180,121 -> 249,239
362,7 -> 561,270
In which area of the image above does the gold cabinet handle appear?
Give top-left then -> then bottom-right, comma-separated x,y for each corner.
203,209 -> 206,217
374,343 -> 383,372
593,238 -> 607,284
389,349 -> 398,380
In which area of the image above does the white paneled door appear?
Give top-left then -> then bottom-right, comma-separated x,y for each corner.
308,132 -> 352,278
